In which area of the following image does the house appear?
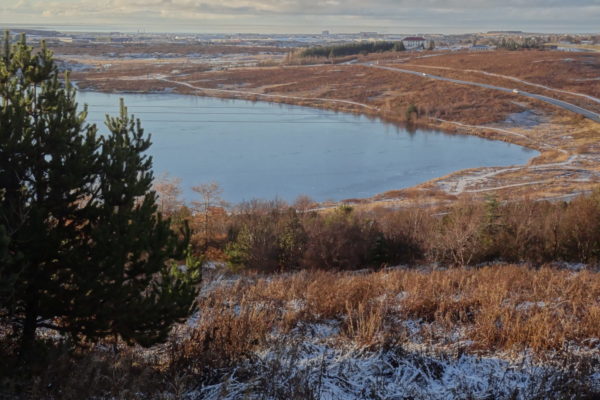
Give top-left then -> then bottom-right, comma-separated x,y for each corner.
469,45 -> 494,51
402,36 -> 427,49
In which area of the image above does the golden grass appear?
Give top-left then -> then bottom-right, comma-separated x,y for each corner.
190,265 -> 600,354
393,62 -> 600,114
74,49 -> 600,206
389,50 -> 600,98
73,61 -> 531,125
5,264 -> 599,398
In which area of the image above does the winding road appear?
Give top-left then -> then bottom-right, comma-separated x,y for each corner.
157,77 -> 378,110
398,64 -> 600,105
365,63 -> 600,123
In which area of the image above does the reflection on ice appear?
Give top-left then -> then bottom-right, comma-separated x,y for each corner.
79,91 -> 536,203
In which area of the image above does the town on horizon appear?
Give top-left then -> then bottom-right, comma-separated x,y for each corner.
2,25 -> 599,52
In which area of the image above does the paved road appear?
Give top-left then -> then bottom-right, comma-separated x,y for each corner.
399,64 -> 600,105
365,63 -> 600,123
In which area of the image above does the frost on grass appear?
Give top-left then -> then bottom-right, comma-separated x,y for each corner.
192,324 -> 599,400
182,267 -> 600,399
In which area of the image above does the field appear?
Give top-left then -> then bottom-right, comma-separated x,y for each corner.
7,265 -> 599,399
393,51 -> 600,111
3,41 -> 600,400
47,42 -> 284,57
67,48 -> 600,207
545,43 -> 600,53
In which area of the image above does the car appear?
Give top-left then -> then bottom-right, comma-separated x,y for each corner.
422,72 -> 427,76
513,89 -> 520,94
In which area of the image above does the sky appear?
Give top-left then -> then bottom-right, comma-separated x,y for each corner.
1,0 -> 599,34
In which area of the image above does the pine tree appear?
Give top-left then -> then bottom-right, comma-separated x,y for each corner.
406,103 -> 418,122
278,209 -> 307,270
0,32 -> 199,360
393,41 -> 406,52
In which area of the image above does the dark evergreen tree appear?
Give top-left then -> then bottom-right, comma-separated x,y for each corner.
0,32 -> 199,360
277,209 -> 307,270
300,41 -> 398,58
393,41 -> 406,52
406,103 -> 418,122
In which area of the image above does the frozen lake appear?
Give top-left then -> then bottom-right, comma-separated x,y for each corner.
79,91 -> 537,203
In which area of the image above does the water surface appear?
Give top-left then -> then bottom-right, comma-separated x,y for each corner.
79,91 -> 537,203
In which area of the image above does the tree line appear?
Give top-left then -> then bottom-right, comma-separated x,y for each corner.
159,183 -> 600,272
495,37 -> 546,50
299,41 -> 406,58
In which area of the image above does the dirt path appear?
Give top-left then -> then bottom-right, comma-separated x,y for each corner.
77,66 -> 599,205
433,118 -> 568,154
366,63 -> 600,123
402,64 -> 600,105
160,73 -> 595,198
157,77 -> 379,110
437,154 -> 590,195
430,118 -> 586,194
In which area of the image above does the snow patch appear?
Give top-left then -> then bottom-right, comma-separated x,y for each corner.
193,340 -> 598,400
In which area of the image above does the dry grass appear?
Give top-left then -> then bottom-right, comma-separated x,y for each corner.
392,62 -> 600,114
191,265 -> 600,354
47,42 -> 283,57
72,61 -> 545,125
71,49 -> 600,206
395,50 -> 600,99
0,342 -> 164,399
3,265 -> 598,398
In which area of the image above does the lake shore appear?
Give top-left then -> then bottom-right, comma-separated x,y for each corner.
78,90 -> 536,205
69,51 -> 600,208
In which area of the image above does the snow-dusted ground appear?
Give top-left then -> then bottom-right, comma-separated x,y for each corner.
55,59 -> 94,72
396,63 -> 600,106
191,322 -> 600,400
186,268 -> 600,399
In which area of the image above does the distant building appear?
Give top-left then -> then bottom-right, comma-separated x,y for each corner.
487,31 -> 523,34
403,36 -> 427,49
360,32 -> 379,38
469,45 -> 494,51
110,37 -> 132,43
322,30 -> 330,36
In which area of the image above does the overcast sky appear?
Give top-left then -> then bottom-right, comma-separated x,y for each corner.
1,0 -> 599,34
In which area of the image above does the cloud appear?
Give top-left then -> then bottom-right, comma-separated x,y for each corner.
1,0 -> 599,33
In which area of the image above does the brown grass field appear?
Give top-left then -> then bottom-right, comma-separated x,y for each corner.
4,45 -> 600,400
68,48 -> 600,207
48,42 -> 283,57
194,265 -> 600,353
370,50 -> 600,98
7,265 -> 599,399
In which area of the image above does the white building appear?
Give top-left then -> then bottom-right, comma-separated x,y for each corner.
403,36 -> 427,49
